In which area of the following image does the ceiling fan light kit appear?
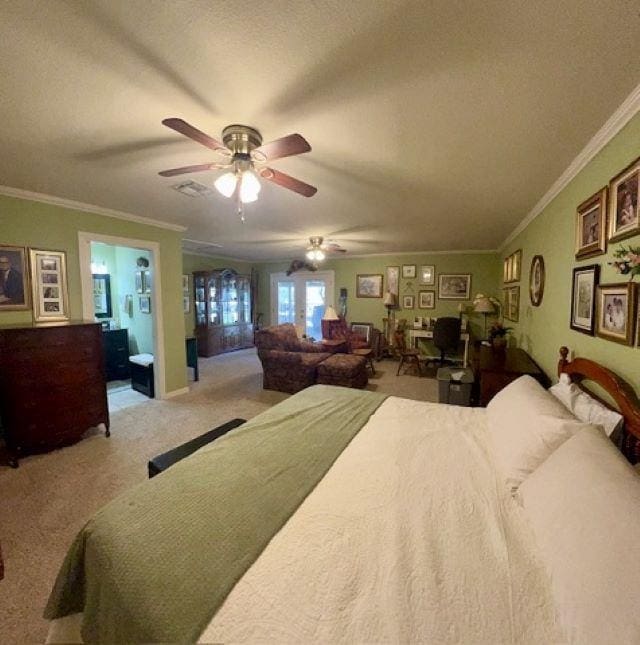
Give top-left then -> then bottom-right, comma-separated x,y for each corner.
159,119 -> 317,214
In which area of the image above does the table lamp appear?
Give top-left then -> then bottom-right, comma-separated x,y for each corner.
322,305 -> 339,321
473,294 -> 495,339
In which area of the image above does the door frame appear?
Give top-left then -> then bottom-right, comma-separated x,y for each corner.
78,231 -> 167,399
269,270 -> 335,328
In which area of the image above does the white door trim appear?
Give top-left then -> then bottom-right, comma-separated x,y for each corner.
269,270 -> 335,327
78,231 -> 167,399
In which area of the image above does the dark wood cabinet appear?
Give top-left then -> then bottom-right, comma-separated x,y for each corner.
102,328 -> 130,381
473,345 -> 548,406
0,322 -> 109,467
193,269 -> 253,357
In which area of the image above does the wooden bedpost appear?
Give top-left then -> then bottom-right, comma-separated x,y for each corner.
558,346 -> 570,377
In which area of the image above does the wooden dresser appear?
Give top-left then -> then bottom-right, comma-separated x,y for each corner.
0,322 -> 109,467
473,345 -> 548,406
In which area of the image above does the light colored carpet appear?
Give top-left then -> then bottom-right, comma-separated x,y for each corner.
0,349 -> 437,643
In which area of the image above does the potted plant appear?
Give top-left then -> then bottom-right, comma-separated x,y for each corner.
488,321 -> 512,352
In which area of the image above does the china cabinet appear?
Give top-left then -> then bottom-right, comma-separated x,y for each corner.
193,269 -> 253,357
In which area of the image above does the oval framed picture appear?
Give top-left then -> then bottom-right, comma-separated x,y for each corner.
529,255 -> 545,306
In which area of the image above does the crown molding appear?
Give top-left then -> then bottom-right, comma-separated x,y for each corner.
500,81 -> 640,251
182,249 -> 252,264
0,185 -> 187,232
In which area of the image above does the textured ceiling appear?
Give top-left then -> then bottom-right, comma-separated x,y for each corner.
1,0 -> 639,260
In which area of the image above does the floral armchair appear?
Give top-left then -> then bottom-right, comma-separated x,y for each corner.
321,317 -> 370,352
254,323 -> 332,394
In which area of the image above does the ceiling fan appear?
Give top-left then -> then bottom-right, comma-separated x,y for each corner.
158,118 -> 317,203
305,236 -> 347,262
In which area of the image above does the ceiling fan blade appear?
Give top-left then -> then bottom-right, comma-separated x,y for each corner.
252,133 -> 311,162
259,167 -> 317,197
161,118 -> 230,154
158,162 -> 229,177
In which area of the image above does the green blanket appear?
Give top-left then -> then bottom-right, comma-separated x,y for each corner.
44,385 -> 386,643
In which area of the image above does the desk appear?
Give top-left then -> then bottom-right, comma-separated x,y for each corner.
408,328 -> 471,367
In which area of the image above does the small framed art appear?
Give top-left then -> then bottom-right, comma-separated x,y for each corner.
418,290 -> 435,309
182,274 -> 190,313
575,187 -> 607,259
438,273 -> 471,300
570,264 -> 599,335
0,245 -> 30,310
29,249 -> 69,323
608,154 -> 640,242
529,255 -> 545,307
596,282 -> 637,345
402,264 -> 416,279
139,295 -> 151,314
135,271 -> 144,294
504,286 -> 520,322
402,295 -> 414,309
142,270 -> 152,294
386,266 -> 399,297
356,274 -> 383,298
419,265 -> 435,285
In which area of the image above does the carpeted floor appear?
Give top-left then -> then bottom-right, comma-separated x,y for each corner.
0,349 -> 438,643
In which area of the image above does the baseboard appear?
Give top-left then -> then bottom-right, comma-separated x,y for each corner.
163,386 -> 190,399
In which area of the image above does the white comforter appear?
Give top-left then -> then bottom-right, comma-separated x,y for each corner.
49,397 -> 562,644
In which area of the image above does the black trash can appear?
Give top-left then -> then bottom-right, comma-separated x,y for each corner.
437,367 -> 474,406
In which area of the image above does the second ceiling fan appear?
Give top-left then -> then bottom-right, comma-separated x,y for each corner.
159,118 -> 317,203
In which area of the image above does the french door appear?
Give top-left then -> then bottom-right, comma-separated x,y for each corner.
270,271 -> 335,341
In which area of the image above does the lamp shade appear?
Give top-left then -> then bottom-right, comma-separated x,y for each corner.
322,305 -> 339,320
473,296 -> 494,313
383,292 -> 397,307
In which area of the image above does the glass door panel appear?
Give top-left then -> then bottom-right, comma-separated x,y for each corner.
277,281 -> 296,324
208,276 -> 220,325
195,275 -> 206,326
305,280 -> 326,340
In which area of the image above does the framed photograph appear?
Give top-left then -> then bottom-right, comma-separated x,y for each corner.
139,295 -> 151,314
386,266 -> 399,297
418,290 -> 435,309
356,274 -> 383,298
142,270 -> 152,294
503,258 -> 510,283
182,275 -> 189,291
135,271 -> 143,294
419,265 -> 435,285
575,187 -> 607,259
438,273 -> 471,300
570,264 -> 599,335
504,286 -> 520,322
183,296 -> 190,314
0,245 -> 30,310
402,295 -> 415,309
402,264 -> 416,279
29,249 -> 69,323
529,255 -> 545,306
596,282 -> 637,345
608,155 -> 640,242
512,250 -> 522,282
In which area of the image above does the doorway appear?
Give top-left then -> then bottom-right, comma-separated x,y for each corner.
270,271 -> 335,340
78,232 -> 165,404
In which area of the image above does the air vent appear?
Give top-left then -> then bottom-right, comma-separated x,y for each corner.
171,180 -> 213,198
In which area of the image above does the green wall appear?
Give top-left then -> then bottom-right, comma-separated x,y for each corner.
501,112 -> 640,391
181,253 -> 253,336
0,195 -> 187,394
254,252 -> 501,340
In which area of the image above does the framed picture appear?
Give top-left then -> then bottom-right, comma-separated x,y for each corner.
183,296 -> 190,314
182,275 -> 189,291
438,273 -> 471,300
419,265 -> 435,285
512,250 -> 522,282
356,274 -> 383,298
529,255 -> 545,306
418,290 -> 435,309
575,187 -> 607,259
596,282 -> 637,345
386,266 -> 399,297
29,249 -> 69,323
402,264 -> 416,279
503,258 -> 510,283
182,274 -> 190,313
570,264 -> 599,335
135,271 -> 143,294
142,270 -> 152,294
504,286 -> 520,322
402,295 -> 414,309
0,245 -> 30,310
608,155 -> 640,242
350,322 -> 373,343
139,295 -> 151,314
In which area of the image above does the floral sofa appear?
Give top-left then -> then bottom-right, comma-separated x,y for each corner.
255,324 -> 332,394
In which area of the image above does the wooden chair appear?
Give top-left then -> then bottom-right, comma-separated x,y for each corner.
394,328 -> 422,376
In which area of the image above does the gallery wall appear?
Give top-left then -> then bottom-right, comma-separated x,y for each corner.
500,111 -> 640,391
0,194 -> 188,395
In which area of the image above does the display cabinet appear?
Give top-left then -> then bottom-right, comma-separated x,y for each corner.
193,269 -> 253,357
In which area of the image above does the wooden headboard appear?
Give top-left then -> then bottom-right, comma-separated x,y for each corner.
558,346 -> 640,462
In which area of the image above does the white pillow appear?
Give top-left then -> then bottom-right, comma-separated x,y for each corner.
550,373 -> 624,437
519,425 -> 640,645
486,375 -> 589,491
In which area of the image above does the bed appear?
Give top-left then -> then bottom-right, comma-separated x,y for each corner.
45,347 -> 640,644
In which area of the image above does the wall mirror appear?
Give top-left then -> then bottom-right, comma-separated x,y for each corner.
92,273 -> 112,319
